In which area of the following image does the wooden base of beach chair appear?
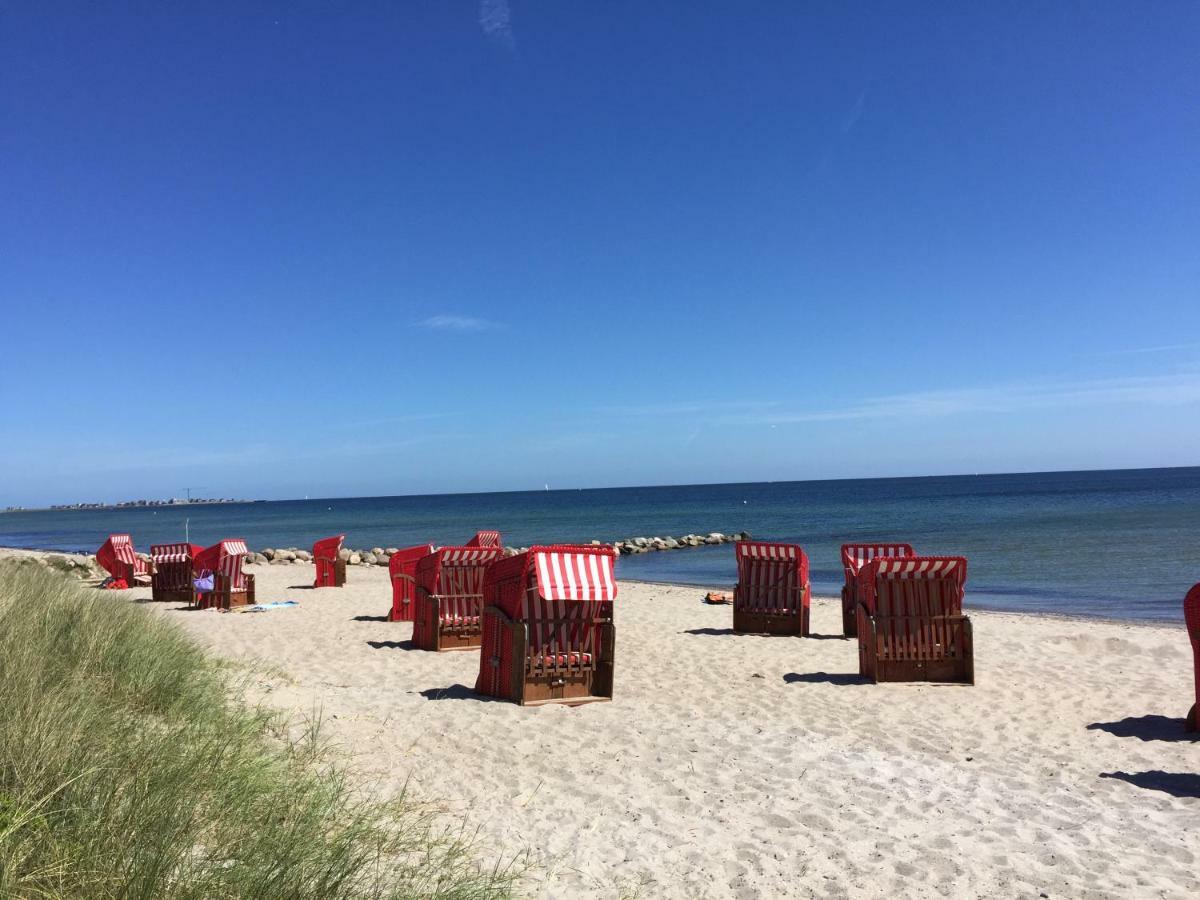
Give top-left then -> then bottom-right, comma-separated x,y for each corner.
859,614 -> 974,685
155,587 -> 196,605
196,574 -> 256,611
841,586 -> 857,638
477,606 -> 615,706
733,607 -> 810,636
314,558 -> 346,588
151,561 -> 193,603
413,593 -> 482,651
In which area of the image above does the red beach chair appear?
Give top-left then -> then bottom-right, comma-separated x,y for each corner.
840,543 -> 916,637
733,541 -> 810,636
312,534 -> 346,588
193,539 -> 255,610
476,545 -> 617,706
466,530 -> 502,548
387,543 -> 434,622
150,542 -> 203,604
856,556 -> 973,684
96,534 -> 151,587
1185,584 -> 1200,732
411,546 -> 504,650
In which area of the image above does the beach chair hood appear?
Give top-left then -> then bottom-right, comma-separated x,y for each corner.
312,534 -> 345,561
857,556 -> 967,614
466,530 -> 502,548
840,543 -> 916,575
96,534 -> 148,579
194,540 -> 249,587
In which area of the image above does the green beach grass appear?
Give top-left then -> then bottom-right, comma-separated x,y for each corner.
0,559 -> 517,899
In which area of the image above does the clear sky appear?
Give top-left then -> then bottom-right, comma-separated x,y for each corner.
2,2 -> 1198,506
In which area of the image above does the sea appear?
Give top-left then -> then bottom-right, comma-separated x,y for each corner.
2,467 -> 1197,622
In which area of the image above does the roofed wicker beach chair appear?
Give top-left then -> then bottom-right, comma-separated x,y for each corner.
412,545 -> 504,650
96,533 -> 151,588
312,534 -> 346,588
466,530 -> 502,548
733,540 -> 811,636
1185,583 -> 1200,732
193,539 -> 255,610
476,545 -> 617,706
856,556 -> 973,684
150,542 -> 203,604
387,543 -> 434,622
840,543 -> 916,638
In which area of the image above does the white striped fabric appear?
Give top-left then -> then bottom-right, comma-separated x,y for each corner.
111,534 -> 137,566
735,541 -> 807,613
842,543 -> 915,574
532,551 -> 616,602
523,549 -> 617,663
468,530 -> 501,547
431,546 -> 503,621
151,543 -> 193,564
736,542 -> 799,561
873,558 -> 964,580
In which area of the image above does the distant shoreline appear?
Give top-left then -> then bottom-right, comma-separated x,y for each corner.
3,499 -> 261,513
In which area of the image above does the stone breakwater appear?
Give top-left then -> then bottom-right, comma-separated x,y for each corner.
24,530 -> 752,580
251,531 -> 752,568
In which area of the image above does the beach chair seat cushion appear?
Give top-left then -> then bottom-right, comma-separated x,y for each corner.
534,652 -> 593,667
440,613 -> 481,626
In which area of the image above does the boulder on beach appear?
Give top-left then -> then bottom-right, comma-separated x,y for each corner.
338,549 -> 352,562
294,550 -> 311,562
348,553 -> 361,565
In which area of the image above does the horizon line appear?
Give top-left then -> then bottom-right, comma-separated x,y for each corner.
6,463 -> 1198,512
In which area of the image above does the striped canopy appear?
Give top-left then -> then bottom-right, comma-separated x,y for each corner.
150,543 -> 203,565
312,534 -> 344,561
840,543 -> 916,574
532,548 -> 616,602
466,530 -> 502,548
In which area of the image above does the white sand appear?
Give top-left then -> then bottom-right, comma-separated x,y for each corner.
15,550 -> 1199,898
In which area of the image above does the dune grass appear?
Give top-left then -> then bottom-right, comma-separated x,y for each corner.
0,559 -> 518,899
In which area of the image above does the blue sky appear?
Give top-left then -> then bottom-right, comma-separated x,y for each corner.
1,2 -> 1198,505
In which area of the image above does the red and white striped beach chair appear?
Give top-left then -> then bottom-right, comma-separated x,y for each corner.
312,534 -> 346,588
466,530 -> 502,548
412,546 -> 504,650
96,534 -> 151,588
733,541 -> 811,636
840,543 -> 916,638
387,543 -> 434,622
476,545 -> 617,706
150,542 -> 203,604
193,539 -> 255,610
1185,584 -> 1200,732
856,556 -> 973,684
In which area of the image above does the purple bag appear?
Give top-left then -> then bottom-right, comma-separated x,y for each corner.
193,574 -> 214,592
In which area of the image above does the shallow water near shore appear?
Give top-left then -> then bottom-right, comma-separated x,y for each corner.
3,466 -> 1198,621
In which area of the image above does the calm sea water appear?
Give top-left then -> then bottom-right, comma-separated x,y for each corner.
2,468 -> 1197,621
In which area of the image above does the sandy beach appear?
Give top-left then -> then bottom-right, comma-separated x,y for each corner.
8,549 -> 1197,899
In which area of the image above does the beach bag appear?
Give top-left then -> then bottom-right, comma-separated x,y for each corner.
193,574 -> 214,592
